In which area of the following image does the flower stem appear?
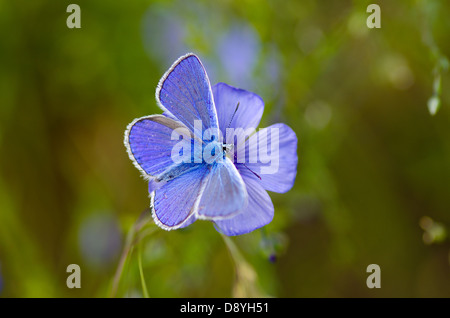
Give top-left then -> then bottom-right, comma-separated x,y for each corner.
138,243 -> 150,298
109,209 -> 152,298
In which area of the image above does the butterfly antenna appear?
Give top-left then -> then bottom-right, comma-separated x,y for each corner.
243,163 -> 261,180
227,102 -> 240,129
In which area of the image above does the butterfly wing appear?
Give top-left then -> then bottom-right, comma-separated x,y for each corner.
196,157 -> 248,220
151,158 -> 248,229
124,115 -> 201,189
151,164 -> 209,230
125,114 -> 210,229
156,53 -> 220,139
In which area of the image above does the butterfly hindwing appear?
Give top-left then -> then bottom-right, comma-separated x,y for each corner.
152,164 -> 209,230
196,157 -> 248,220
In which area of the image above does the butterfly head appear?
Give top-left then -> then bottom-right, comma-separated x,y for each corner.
222,143 -> 234,161
203,140 -> 234,164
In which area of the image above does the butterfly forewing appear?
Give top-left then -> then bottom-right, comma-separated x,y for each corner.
124,115 -> 194,178
156,53 -> 219,139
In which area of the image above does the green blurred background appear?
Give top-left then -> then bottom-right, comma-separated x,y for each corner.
0,0 -> 449,297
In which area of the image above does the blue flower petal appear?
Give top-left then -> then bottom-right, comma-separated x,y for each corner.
214,167 -> 274,236
213,83 -> 264,137
243,123 -> 298,193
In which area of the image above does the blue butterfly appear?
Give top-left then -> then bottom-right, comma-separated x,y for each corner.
124,53 -> 297,236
